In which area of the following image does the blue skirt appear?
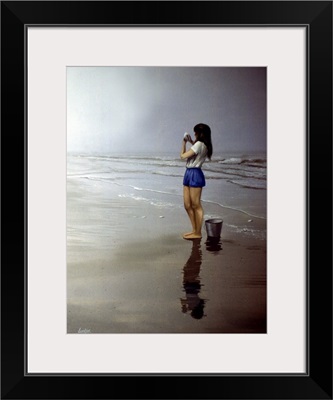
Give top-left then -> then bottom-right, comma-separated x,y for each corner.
183,168 -> 206,188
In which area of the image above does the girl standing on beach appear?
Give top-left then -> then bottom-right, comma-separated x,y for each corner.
180,123 -> 213,240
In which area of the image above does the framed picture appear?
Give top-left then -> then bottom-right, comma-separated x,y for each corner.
1,1 -> 332,399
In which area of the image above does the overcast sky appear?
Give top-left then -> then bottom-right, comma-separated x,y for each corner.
67,66 -> 266,155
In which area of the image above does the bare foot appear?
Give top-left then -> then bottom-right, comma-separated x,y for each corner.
184,233 -> 202,240
182,232 -> 194,238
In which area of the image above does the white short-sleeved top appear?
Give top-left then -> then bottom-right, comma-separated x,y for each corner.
186,141 -> 208,168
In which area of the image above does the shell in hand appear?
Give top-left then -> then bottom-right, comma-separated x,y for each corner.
183,132 -> 192,142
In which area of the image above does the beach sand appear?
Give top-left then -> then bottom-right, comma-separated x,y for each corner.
67,178 -> 266,334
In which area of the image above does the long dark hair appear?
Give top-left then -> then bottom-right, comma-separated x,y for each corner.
193,123 -> 213,160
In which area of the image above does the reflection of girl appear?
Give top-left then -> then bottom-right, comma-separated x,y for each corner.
180,123 -> 213,239
180,239 -> 205,319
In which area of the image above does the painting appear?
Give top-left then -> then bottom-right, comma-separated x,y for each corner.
66,66 -> 267,333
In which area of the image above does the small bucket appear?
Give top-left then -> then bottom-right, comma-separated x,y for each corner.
205,218 -> 223,238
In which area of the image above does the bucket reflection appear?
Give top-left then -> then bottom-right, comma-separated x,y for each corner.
180,239 -> 206,319
205,236 -> 223,252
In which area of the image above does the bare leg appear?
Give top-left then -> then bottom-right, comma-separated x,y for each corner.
185,187 -> 203,239
183,186 -> 196,237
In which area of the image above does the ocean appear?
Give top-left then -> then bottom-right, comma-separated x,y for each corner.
67,151 -> 266,237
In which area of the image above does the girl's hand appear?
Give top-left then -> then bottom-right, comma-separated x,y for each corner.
181,132 -> 195,159
183,132 -> 193,143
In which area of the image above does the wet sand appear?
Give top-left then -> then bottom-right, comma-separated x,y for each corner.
67,179 -> 266,333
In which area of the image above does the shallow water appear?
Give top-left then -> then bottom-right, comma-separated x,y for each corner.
67,230 -> 266,333
67,152 -> 266,233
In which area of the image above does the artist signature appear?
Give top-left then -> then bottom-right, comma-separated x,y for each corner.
78,327 -> 91,334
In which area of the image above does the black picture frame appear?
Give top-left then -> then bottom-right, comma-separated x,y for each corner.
1,1 -> 332,399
